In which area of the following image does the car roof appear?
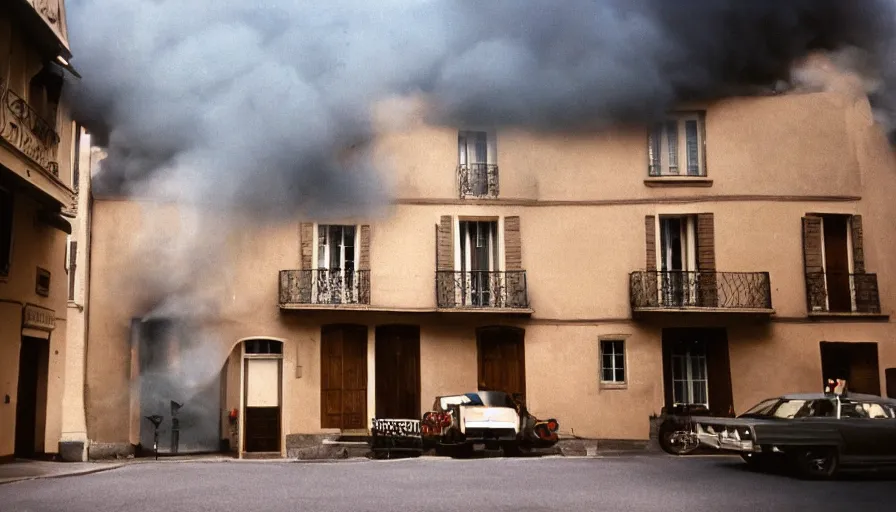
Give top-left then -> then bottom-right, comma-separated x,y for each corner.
777,392 -> 896,404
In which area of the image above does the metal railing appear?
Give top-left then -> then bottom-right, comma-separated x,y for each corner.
805,272 -> 880,314
279,269 -> 370,305
457,163 -> 499,198
0,86 -> 60,176
436,270 -> 528,309
630,271 -> 771,311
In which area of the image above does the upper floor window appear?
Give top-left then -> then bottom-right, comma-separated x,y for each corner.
0,186 -> 13,277
458,130 -> 498,198
28,66 -> 63,125
648,112 -> 706,177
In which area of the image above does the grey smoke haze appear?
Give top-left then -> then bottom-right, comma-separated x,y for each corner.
66,0 -> 896,218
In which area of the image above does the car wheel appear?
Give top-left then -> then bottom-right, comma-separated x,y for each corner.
659,425 -> 699,456
793,447 -> 839,480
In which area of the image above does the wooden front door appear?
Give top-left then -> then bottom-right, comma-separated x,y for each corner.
477,327 -> 526,400
375,325 -> 421,420
823,216 -> 851,312
244,358 -> 281,452
321,325 -> 367,430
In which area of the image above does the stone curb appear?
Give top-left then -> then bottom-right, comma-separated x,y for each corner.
0,464 -> 127,486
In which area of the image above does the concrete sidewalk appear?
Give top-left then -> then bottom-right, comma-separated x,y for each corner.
0,459 -> 126,485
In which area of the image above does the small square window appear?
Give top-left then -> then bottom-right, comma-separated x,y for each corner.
600,339 -> 626,385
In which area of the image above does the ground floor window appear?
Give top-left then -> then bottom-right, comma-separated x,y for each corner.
670,340 -> 708,407
600,339 -> 626,384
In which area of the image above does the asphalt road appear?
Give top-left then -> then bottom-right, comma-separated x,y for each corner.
1,454 -> 893,512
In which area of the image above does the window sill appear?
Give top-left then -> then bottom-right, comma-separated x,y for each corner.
807,311 -> 889,321
599,382 -> 628,390
644,177 -> 713,188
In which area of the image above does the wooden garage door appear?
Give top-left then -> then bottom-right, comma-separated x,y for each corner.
477,327 -> 526,400
321,325 -> 368,430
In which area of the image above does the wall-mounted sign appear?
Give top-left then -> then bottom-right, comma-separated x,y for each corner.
23,304 -> 55,331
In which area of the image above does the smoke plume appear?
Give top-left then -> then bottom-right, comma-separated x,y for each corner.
66,0 -> 896,216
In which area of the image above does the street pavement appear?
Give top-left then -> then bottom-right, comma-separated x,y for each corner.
1,454 -> 893,512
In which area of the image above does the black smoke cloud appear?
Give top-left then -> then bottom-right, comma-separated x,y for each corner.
66,0 -> 896,216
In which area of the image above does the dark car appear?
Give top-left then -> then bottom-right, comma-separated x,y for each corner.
694,392 -> 896,479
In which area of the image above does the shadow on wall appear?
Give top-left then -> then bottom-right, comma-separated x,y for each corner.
133,318 -> 226,454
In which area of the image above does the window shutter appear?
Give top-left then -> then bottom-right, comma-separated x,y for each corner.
299,222 -> 314,303
696,214 -> 716,272
436,216 -> 454,307
67,240 -> 77,301
685,120 -> 700,176
359,225 -> 370,270
696,214 -> 718,307
802,216 -> 825,311
504,216 -> 522,271
647,126 -> 661,176
850,215 -> 865,274
645,215 -> 656,271
665,120 -> 678,174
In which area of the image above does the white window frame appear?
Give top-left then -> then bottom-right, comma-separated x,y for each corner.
670,343 -> 709,407
656,215 -> 698,307
599,337 -> 628,388
649,112 -> 706,177
312,224 -> 360,304
454,218 -> 501,307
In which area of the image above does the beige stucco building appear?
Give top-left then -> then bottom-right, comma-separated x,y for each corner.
81,64 -> 896,458
0,1 -> 86,461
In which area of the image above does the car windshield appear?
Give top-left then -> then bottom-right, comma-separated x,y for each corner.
740,398 -> 834,419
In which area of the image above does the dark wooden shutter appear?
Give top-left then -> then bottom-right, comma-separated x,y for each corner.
320,326 -> 343,429
802,216 -> 826,312
503,216 -> 525,308
640,215 -> 658,307
358,225 -> 371,304
696,213 -> 718,307
645,216 -> 656,271
850,215 -> 865,274
851,215 -> 880,313
299,223 -> 314,303
436,216 -> 454,307
67,240 -> 77,301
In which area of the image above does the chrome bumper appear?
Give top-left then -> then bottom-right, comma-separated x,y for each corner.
697,433 -> 756,453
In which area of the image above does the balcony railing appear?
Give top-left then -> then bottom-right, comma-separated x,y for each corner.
805,272 -> 881,314
630,271 -> 772,311
0,85 -> 60,176
279,269 -> 370,306
436,270 -> 528,309
457,163 -> 499,198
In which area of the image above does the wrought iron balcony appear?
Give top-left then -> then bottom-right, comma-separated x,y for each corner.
629,271 -> 772,312
457,163 -> 499,198
0,85 -> 60,176
805,272 -> 881,315
279,269 -> 370,306
436,270 -> 528,309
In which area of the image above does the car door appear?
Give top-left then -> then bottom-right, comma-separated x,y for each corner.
837,401 -> 896,464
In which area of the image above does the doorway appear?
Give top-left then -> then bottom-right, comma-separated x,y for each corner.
375,325 -> 421,420
477,327 -> 526,400
662,329 -> 732,416
15,336 -> 49,458
243,339 -> 283,453
459,221 -> 498,307
321,325 -> 368,430
820,342 -> 880,395
821,216 -> 852,312
658,216 -> 697,307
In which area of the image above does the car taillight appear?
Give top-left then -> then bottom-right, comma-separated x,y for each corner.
440,413 -> 452,428
546,420 -> 559,432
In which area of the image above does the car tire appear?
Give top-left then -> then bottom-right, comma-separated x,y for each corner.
658,422 -> 699,456
792,446 -> 839,480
